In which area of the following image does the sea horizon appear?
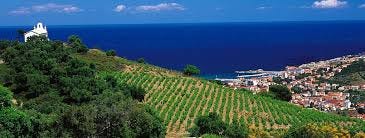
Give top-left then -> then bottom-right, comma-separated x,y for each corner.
1,20 -> 365,78
1,19 -> 365,28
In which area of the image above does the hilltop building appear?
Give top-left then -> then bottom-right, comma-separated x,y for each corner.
24,22 -> 48,42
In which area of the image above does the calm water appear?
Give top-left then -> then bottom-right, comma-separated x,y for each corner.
1,21 -> 365,78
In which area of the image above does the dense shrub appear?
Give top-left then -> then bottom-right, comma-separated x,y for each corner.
68,35 -> 88,53
137,58 -> 146,64
269,85 -> 292,101
106,49 -> 117,56
189,112 -> 247,137
0,85 -> 13,108
284,123 -> 350,138
183,64 -> 200,76
0,36 -> 165,137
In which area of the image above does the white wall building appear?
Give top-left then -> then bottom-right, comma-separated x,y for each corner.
24,22 -> 48,42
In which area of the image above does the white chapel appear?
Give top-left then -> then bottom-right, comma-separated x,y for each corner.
24,22 -> 48,42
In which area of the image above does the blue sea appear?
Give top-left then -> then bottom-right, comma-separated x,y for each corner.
1,21 -> 365,79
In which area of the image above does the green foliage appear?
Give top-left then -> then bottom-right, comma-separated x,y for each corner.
295,73 -> 310,80
68,35 -> 88,53
126,85 -> 146,102
137,58 -> 146,64
1,36 -> 364,137
0,86 -> 33,137
291,85 -> 303,94
0,85 -> 13,108
0,36 -> 166,137
58,92 -> 164,137
109,71 -> 365,136
73,49 -> 127,72
226,120 -> 248,138
358,108 -> 365,114
1,37 -> 98,102
106,49 -> 116,56
273,77 -> 291,84
269,85 -> 292,101
0,107 -> 33,137
339,59 -> 365,75
284,123 -> 351,138
331,59 -> 365,85
346,90 -> 365,104
190,112 -> 227,136
201,134 -> 221,138
258,91 -> 277,99
183,64 -> 200,76
189,112 -> 247,137
0,40 -> 19,53
272,77 -> 283,84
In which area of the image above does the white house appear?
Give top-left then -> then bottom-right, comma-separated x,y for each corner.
24,22 -> 48,42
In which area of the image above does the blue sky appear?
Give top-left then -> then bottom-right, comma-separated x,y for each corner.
1,0 -> 365,26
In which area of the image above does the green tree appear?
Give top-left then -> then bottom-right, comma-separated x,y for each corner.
0,107 -> 33,137
358,108 -> 365,114
0,86 -> 33,137
183,64 -> 200,76
126,85 -> 146,102
190,112 -> 247,137
269,85 -> 292,101
190,112 -> 227,136
106,50 -> 116,56
68,35 -> 88,53
59,92 -> 165,137
0,85 -> 13,108
291,85 -> 303,94
137,58 -> 146,64
226,120 -> 248,138
0,36 -> 166,137
284,123 -> 350,138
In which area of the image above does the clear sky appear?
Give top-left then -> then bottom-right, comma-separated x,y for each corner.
1,0 -> 365,26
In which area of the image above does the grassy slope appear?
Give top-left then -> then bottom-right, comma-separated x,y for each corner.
331,59 -> 365,85
76,49 -> 365,137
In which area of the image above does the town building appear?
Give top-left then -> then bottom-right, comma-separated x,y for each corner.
24,22 -> 48,42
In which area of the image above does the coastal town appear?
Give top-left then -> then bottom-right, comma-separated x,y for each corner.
216,54 -> 365,120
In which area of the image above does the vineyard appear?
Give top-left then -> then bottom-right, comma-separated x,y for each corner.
99,70 -> 364,137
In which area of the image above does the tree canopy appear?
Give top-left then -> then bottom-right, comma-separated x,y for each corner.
137,58 -> 146,64
0,36 -> 165,137
284,123 -> 351,138
269,85 -> 292,101
106,49 -> 117,56
189,112 -> 248,137
183,64 -> 200,76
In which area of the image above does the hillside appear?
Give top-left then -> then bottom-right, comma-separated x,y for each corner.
1,37 -> 364,137
331,59 -> 365,85
78,49 -> 365,137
